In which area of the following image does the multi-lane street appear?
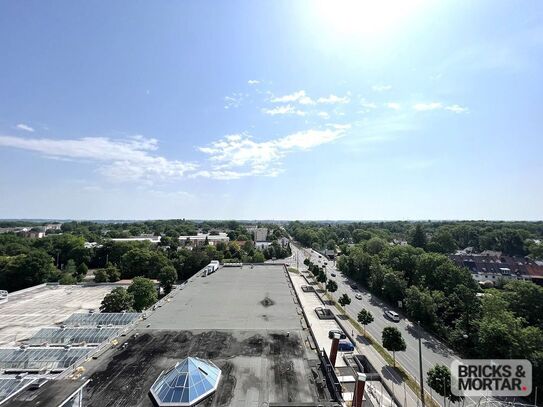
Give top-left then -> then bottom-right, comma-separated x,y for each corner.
284,243 -> 469,406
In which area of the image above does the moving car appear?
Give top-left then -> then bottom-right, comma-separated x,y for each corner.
328,329 -> 347,339
338,340 -> 355,352
355,293 -> 362,300
385,310 -> 400,322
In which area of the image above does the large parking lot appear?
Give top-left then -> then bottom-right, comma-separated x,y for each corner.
0,284 -> 115,345
145,264 -> 301,330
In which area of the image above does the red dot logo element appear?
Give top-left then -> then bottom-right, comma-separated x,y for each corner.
522,386 -> 528,391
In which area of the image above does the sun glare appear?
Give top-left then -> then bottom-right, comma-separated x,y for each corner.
314,0 -> 427,38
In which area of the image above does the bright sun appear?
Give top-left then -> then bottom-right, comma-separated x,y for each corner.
314,0 -> 427,38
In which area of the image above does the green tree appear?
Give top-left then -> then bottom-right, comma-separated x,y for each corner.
127,277 -> 158,311
252,251 -> 265,263
76,263 -> 88,280
158,265 -> 178,294
427,364 -> 462,404
382,326 -> 406,366
94,269 -> 109,283
357,309 -> 374,334
405,286 -> 437,326
100,287 -> 134,312
365,237 -> 387,255
106,265 -> 121,282
326,280 -> 338,293
338,293 -> 351,307
64,259 -> 77,275
316,271 -> 327,283
2,250 -> 57,291
409,224 -> 427,249
59,272 -> 77,285
382,271 -> 407,303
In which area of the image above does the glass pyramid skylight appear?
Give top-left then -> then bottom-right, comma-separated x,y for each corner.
149,357 -> 221,406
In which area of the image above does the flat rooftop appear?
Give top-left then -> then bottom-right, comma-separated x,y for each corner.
145,264 -> 301,330
0,284 -> 115,346
77,265 -> 328,406
82,329 -> 321,407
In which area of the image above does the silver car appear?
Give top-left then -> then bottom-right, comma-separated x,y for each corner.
385,310 -> 400,322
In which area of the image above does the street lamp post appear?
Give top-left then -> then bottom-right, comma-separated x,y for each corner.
418,321 -> 426,407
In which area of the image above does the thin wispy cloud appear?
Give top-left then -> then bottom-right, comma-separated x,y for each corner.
224,92 -> 246,109
385,102 -> 401,110
196,126 -> 348,179
16,123 -> 35,132
0,134 -> 197,182
372,84 -> 392,92
317,94 -> 350,104
270,90 -> 315,105
261,105 -> 306,116
247,79 -> 260,85
413,102 -> 468,113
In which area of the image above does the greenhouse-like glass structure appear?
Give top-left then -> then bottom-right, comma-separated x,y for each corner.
149,357 -> 221,406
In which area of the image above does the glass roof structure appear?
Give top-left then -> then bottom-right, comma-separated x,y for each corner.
149,357 -> 221,406
26,327 -> 121,345
0,378 -> 35,403
63,312 -> 141,327
0,347 -> 92,371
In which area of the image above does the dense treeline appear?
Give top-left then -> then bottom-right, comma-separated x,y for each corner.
288,221 -> 543,394
287,220 -> 543,258
0,220 -> 290,294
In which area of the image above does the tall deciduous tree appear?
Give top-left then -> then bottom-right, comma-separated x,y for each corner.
158,265 -> 178,294
410,224 -> 427,249
338,293 -> 351,307
100,287 -> 134,312
382,326 -> 406,366
326,280 -> 338,293
127,277 -> 158,311
357,309 -> 374,334
427,364 -> 462,404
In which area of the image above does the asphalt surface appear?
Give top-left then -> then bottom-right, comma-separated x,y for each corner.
283,244 -> 475,407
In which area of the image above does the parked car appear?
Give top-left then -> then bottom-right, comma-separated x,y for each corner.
385,310 -> 400,322
350,284 -> 358,290
338,340 -> 355,352
331,273 -> 336,277
328,329 -> 347,339
355,293 -> 362,300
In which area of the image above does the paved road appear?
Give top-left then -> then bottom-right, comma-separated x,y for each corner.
283,244 -> 474,406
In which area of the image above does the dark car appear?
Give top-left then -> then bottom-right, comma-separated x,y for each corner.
331,273 -> 336,277
338,340 -> 355,352
328,329 -> 347,339
350,284 -> 358,290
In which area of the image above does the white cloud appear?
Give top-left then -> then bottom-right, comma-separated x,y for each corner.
223,92 -> 246,109
16,123 -> 34,132
270,90 -> 315,105
247,79 -> 260,85
261,105 -> 305,116
445,104 -> 469,114
413,102 -> 443,111
360,99 -> 378,109
197,127 -> 347,179
317,94 -> 350,104
270,90 -> 350,106
0,134 -> 197,182
386,102 -> 401,110
413,102 -> 469,113
318,111 -> 330,119
372,84 -> 392,92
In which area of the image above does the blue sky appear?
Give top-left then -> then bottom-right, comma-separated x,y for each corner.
0,0 -> 542,220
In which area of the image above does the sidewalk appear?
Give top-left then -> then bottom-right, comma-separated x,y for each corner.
288,269 -> 422,407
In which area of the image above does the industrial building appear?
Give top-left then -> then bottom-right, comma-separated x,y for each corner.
2,264 -> 375,407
